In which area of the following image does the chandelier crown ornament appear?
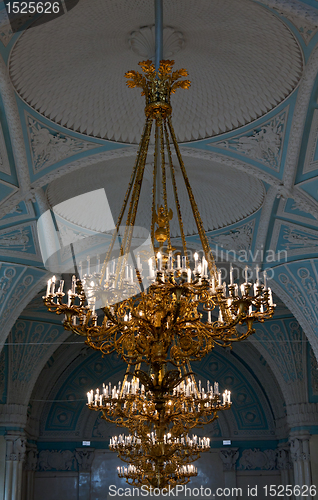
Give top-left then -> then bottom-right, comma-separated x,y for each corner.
125,59 -> 190,119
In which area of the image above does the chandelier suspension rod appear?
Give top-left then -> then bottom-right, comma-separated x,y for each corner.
155,0 -> 163,71
155,0 -> 163,208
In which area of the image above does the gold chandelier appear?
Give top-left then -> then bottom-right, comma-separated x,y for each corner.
43,58 -> 275,489
43,60 -> 275,367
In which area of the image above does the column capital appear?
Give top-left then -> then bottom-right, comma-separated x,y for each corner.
219,447 -> 239,471
24,445 -> 38,471
4,431 -> 26,462
75,447 -> 95,472
277,445 -> 292,470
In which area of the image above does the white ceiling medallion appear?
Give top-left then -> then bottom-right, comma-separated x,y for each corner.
128,25 -> 185,60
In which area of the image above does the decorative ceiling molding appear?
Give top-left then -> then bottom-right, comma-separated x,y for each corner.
180,147 -> 282,186
270,219 -> 318,258
211,109 -> 288,172
283,43 -> 318,190
254,186 -> 278,256
234,342 -> 287,432
0,263 -> 49,350
277,197 -> 318,227
291,187 -> 318,219
0,200 -> 35,227
270,260 -> 318,360
0,121 -> 11,176
303,108 -> 318,175
0,220 -> 42,262
207,220 -> 255,254
251,319 -> 306,406
0,8 -> 13,47
128,25 -> 185,59
25,113 -> 103,174
31,145 -> 138,189
7,320 -> 67,406
257,0 -> 318,44
270,277 -> 318,358
0,179 -> 18,205
0,54 -> 30,215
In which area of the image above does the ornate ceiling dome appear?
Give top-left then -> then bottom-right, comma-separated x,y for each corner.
9,0 -> 302,143
46,155 -> 265,236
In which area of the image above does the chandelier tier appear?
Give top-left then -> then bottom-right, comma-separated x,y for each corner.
117,462 -> 198,489
110,433 -> 210,462
87,372 -> 231,437
43,62 -> 275,369
111,432 -> 209,487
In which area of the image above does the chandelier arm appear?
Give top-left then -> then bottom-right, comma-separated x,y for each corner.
116,118 -> 153,287
167,116 -> 231,321
160,120 -> 172,252
100,117 -> 152,285
167,116 -> 217,278
163,121 -> 188,260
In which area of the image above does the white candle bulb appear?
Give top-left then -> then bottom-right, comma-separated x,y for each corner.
187,268 -> 191,283
46,279 -> 51,296
244,266 -> 248,283
182,255 -> 186,269
230,264 -> 233,285
157,252 -> 162,271
51,277 -> 56,295
256,265 -> 260,284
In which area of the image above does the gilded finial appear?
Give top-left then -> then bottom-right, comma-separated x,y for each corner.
125,60 -> 190,120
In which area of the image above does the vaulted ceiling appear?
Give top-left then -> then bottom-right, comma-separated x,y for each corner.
1,0 -> 318,440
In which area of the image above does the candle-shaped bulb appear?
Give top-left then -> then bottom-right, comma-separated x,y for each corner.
256,265 -> 260,284
218,270 -> 222,287
157,252 -> 162,271
244,265 -> 248,284
46,279 -> 51,297
187,268 -> 191,283
230,263 -> 233,285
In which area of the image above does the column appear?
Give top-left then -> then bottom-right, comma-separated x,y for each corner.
219,448 -> 239,497
4,433 -> 26,500
23,446 -> 38,500
277,445 -> 293,500
290,434 -> 313,500
75,448 -> 95,500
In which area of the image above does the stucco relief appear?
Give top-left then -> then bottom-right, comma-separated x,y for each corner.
278,272 -> 317,331
26,114 -> 101,173
255,320 -> 304,383
258,0 -> 318,43
208,220 -> 255,254
213,110 -> 287,171
238,448 -> 277,470
310,348 -> 318,396
38,450 -> 75,471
